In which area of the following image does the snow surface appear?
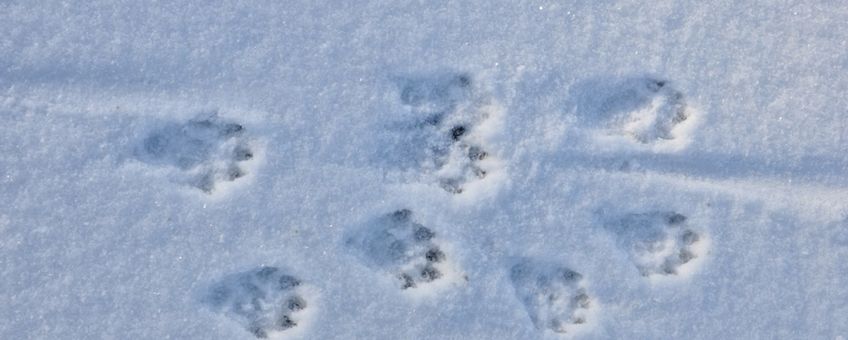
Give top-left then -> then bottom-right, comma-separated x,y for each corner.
2,1 -> 848,339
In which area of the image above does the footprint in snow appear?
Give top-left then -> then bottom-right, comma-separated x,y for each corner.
136,112 -> 256,193
511,259 -> 596,335
346,209 -> 464,292
204,267 -> 313,339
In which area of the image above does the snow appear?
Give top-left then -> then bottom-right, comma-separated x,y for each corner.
1,1 -> 847,339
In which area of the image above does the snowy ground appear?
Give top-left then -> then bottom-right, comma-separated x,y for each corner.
2,1 -> 848,339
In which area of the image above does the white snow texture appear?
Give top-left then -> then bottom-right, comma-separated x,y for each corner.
1,1 -> 847,339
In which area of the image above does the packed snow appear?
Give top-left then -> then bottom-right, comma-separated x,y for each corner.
1,1 -> 847,339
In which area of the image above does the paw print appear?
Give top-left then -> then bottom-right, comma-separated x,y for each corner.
571,76 -> 696,150
346,209 -> 462,290
137,112 -> 256,193
511,259 -> 595,335
205,267 -> 311,338
605,211 -> 708,277
395,73 -> 501,194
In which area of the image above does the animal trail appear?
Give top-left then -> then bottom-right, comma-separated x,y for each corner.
572,76 -> 695,149
604,211 -> 708,277
346,209 -> 463,291
136,113 -> 256,193
510,259 -> 595,335
204,267 -> 312,339
395,72 -> 502,194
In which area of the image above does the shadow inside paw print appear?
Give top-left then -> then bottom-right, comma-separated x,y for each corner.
137,113 -> 255,193
510,259 -> 594,334
605,211 -> 707,277
346,209 -> 459,290
570,76 -> 691,144
204,267 -> 310,339
399,73 -> 473,120
394,73 -> 496,194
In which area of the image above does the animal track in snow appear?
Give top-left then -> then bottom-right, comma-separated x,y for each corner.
204,267 -> 313,339
346,209 -> 463,291
604,211 -> 708,278
136,113 -> 256,193
396,72 -> 502,194
612,78 -> 690,144
572,76 -> 696,150
510,259 -> 595,335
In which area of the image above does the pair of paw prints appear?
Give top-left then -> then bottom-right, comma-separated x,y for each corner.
345,210 -> 600,335
511,259 -> 596,335
206,209 -> 460,338
572,76 -> 695,149
136,113 -> 256,194
346,209 -> 598,335
396,73 -> 501,194
604,211 -> 708,278
346,209 -> 463,291
510,211 -> 709,337
205,267 -> 312,339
